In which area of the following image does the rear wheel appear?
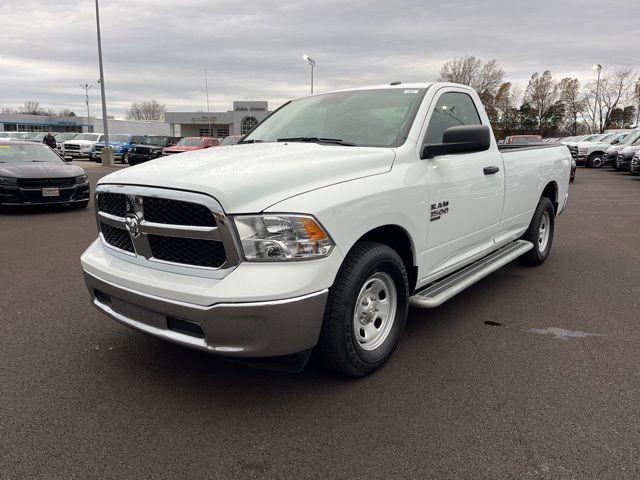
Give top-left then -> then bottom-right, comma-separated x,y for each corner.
519,197 -> 555,266
316,241 -> 409,376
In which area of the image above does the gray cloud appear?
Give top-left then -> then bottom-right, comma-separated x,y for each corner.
1,0 -> 638,117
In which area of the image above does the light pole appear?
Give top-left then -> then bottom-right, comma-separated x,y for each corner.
80,83 -> 96,132
302,55 -> 316,94
95,0 -> 114,166
593,64 -> 602,133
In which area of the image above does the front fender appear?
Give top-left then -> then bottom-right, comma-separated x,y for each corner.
264,163 -> 427,270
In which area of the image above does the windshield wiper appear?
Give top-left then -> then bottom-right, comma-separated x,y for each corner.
277,137 -> 355,146
237,139 -> 264,144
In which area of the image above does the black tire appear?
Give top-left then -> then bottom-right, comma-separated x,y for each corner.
588,153 -> 603,168
72,200 -> 89,209
316,241 -> 409,376
519,196 -> 555,266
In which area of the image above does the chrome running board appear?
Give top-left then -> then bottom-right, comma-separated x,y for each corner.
409,240 -> 534,308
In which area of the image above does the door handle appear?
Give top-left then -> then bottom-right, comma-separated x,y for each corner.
483,166 -> 500,175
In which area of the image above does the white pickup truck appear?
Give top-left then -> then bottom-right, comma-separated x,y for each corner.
81,82 -> 571,376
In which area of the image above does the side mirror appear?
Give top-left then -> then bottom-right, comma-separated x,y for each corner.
611,139 -> 619,145
421,125 -> 492,159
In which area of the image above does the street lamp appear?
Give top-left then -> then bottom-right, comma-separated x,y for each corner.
593,64 -> 602,133
80,83 -> 96,132
302,54 -> 316,94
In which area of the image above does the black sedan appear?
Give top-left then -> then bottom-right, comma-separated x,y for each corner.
0,141 -> 90,208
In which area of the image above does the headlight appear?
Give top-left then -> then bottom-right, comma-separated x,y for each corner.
234,214 -> 334,261
578,147 -> 587,154
0,176 -> 18,185
75,174 -> 88,183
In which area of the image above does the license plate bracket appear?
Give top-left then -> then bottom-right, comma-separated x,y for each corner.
42,187 -> 60,197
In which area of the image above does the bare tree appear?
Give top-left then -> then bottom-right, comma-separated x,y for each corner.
558,78 -> 585,135
18,100 -> 46,115
494,82 -> 520,138
599,67 -> 634,132
1,107 -> 16,114
127,99 -> 167,121
439,56 -> 504,95
58,109 -> 77,117
524,71 -> 558,134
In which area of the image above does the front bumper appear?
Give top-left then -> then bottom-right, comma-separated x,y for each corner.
615,157 -> 633,170
63,150 -> 92,158
630,158 -> 640,174
84,270 -> 328,357
0,181 -> 90,206
576,154 -> 587,165
604,153 -> 618,166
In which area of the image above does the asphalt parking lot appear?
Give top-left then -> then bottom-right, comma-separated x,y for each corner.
1,166 -> 640,479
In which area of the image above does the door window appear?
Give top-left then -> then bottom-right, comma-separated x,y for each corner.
424,92 -> 482,144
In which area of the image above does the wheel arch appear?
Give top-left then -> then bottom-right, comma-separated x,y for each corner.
354,224 -> 418,294
541,181 -> 559,214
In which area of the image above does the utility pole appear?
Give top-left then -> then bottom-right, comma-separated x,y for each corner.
95,0 -> 114,166
205,69 -> 212,136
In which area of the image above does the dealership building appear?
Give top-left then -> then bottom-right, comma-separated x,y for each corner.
165,101 -> 271,137
0,100 -> 271,138
0,113 -> 170,136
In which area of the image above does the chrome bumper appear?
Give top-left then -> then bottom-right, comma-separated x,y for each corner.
83,271 -> 328,357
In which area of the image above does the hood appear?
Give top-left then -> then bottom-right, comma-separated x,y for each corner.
65,140 -> 97,146
577,141 -> 608,148
164,145 -> 203,152
0,162 -> 84,178
620,145 -> 640,154
99,142 -> 395,213
95,141 -> 127,147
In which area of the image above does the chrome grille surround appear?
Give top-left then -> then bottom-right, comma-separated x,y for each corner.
95,184 -> 241,279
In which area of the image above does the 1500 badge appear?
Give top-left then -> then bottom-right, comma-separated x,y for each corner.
430,201 -> 449,221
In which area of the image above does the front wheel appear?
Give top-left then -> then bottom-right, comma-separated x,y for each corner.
588,153 -> 603,168
519,197 -> 555,266
316,241 -> 409,376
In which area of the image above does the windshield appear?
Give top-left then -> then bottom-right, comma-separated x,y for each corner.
74,133 -> 102,141
108,135 -> 130,143
145,137 -> 167,146
512,137 -> 541,144
32,133 -> 46,141
599,134 -> 616,142
178,138 -> 205,147
0,143 -> 64,163
219,136 -> 240,146
55,133 -> 78,142
623,131 -> 640,146
243,88 -> 426,147
0,132 -> 11,137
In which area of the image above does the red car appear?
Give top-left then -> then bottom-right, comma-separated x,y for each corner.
162,137 -> 219,156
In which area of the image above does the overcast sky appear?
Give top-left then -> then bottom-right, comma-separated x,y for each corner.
1,0 -> 638,118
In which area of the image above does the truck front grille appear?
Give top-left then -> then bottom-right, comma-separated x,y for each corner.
568,146 -> 578,159
98,192 -> 133,217
18,177 -> 75,187
143,197 -> 216,226
148,235 -> 226,268
64,144 -> 80,151
94,186 -> 239,276
100,222 -> 135,253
